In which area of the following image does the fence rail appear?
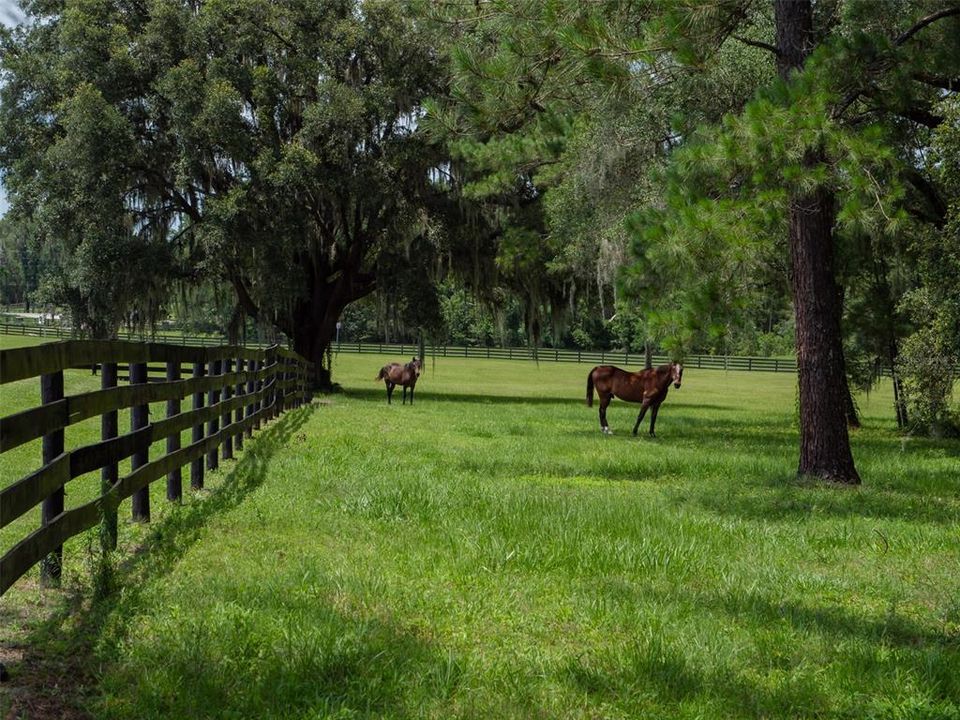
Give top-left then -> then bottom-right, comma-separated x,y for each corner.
0,339 -> 313,596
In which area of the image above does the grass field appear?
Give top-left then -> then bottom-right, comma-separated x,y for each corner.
1,334 -> 958,719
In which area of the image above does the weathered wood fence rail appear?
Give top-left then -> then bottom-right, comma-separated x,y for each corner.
0,340 -> 313,596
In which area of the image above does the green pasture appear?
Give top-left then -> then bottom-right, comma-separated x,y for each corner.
0,334 -> 958,719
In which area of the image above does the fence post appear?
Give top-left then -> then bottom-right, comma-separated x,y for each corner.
101,363 -> 118,550
166,361 -> 182,502
39,370 -> 65,587
272,352 -> 281,419
235,357 -> 244,451
131,362 -> 150,522
191,361 -> 205,490
774,359 -> 779,373
222,358 -> 233,461
266,351 -> 276,421
246,359 -> 257,437
207,359 -> 221,470
254,359 -> 263,431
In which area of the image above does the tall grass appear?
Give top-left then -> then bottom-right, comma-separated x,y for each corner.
1,337 -> 957,718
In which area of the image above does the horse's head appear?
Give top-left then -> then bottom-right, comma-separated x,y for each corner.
671,362 -> 683,389
409,357 -> 422,377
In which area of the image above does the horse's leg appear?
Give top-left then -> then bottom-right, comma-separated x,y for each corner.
649,402 -> 661,436
402,385 -> 408,405
599,393 -> 612,434
387,382 -> 394,404
633,401 -> 650,436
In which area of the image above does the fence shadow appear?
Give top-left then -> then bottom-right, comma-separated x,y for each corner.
3,405 -> 315,719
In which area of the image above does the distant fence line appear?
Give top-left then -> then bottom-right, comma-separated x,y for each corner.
336,341 -> 803,373
0,321 -> 283,348
0,339 -> 313,596
0,322 -> 899,376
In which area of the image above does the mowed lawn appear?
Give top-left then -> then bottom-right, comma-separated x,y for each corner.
1,335 -> 959,719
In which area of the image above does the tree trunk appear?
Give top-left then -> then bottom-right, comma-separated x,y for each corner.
288,257 -> 376,392
776,0 -> 861,483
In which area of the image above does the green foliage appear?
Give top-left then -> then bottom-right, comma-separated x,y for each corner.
1,0 -> 454,365
0,17 -> 178,335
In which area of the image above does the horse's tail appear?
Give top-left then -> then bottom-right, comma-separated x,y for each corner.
586,369 -> 594,407
376,367 -> 386,381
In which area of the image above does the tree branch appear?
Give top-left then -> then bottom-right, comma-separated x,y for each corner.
889,105 -> 944,128
229,273 -> 261,321
895,6 -> 960,46
911,71 -> 960,91
732,35 -> 780,57
904,168 -> 948,228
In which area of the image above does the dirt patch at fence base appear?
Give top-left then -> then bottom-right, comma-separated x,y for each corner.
1,585 -> 94,720
1,648 -> 94,720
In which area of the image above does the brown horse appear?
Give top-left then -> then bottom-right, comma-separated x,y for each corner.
376,357 -> 422,405
586,362 -> 683,436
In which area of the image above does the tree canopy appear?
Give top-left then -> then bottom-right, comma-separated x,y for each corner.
2,0 -> 455,386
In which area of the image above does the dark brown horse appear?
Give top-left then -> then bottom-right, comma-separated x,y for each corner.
376,357 -> 422,405
586,363 -> 683,436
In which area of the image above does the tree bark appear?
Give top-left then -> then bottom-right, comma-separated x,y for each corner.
776,0 -> 861,483
290,253 -> 376,392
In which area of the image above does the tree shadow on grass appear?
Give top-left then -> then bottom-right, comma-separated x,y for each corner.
557,587 -> 958,719
711,591 -> 958,651
557,632 -> 836,719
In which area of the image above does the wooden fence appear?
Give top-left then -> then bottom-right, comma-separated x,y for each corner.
0,340 -> 313,596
